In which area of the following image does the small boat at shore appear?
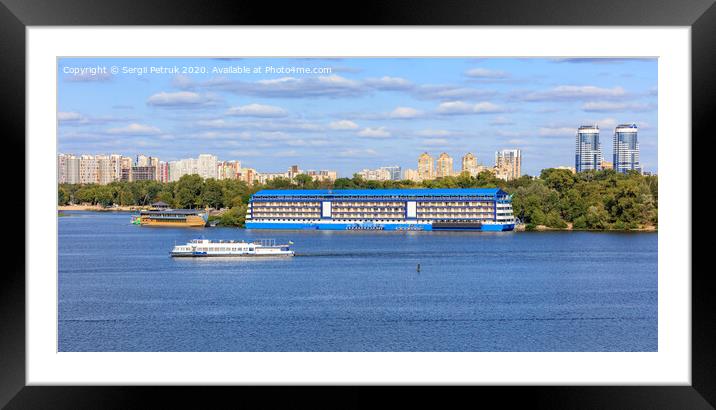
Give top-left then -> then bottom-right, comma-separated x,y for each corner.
170,239 -> 295,257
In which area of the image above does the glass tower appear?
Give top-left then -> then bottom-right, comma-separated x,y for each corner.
575,125 -> 602,172
613,124 -> 641,174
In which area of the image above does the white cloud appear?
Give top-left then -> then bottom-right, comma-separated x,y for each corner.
286,138 -> 332,147
413,84 -> 495,100
538,127 -> 576,138
489,116 -> 514,126
422,138 -> 450,146
415,129 -> 453,137
227,103 -> 288,117
539,118 -> 620,138
389,106 -> 423,119
365,76 -> 413,90
147,91 -> 216,107
464,68 -> 509,79
172,74 -> 194,89
208,75 -> 364,98
338,148 -> 379,158
58,111 -> 85,122
107,123 -> 161,135
273,150 -> 300,158
581,101 -> 653,112
588,117 -> 618,129
329,120 -> 360,130
228,149 -> 262,157
196,119 -> 324,133
496,129 -> 530,138
437,101 -> 503,115
316,75 -> 360,87
197,119 -> 230,128
523,85 -> 627,101
357,127 -> 391,138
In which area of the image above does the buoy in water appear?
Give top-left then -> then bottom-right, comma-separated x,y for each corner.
416,263 -> 421,272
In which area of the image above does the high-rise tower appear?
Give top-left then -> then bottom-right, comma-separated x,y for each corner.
575,125 -> 603,172
613,124 -> 641,174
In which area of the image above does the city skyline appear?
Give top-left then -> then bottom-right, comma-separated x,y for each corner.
58,57 -> 658,176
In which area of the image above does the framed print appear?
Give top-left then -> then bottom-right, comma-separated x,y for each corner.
3,0 -> 714,407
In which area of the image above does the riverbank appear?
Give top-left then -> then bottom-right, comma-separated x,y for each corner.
58,204 -> 145,212
515,223 -> 657,232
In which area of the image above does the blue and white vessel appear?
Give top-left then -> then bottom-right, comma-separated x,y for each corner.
245,188 -> 515,231
170,239 -> 294,257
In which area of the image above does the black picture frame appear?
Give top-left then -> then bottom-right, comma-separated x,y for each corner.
2,0 -> 713,407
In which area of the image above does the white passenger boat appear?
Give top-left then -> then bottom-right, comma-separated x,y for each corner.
170,239 -> 294,257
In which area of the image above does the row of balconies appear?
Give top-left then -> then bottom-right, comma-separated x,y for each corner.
333,208 -> 404,212
253,208 -> 320,212
254,200 -> 498,207
419,214 -> 493,218
418,208 -> 494,213
338,215 -> 405,219
333,202 -> 404,207
254,202 -> 321,207
421,202 -> 493,207
253,210 -> 320,215
252,212 -> 321,218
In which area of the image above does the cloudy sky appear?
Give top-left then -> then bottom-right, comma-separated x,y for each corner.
58,57 -> 657,176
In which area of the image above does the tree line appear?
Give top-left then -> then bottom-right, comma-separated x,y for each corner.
58,169 -> 658,230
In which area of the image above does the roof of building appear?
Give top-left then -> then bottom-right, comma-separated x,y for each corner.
141,209 -> 202,215
252,188 -> 506,197
151,201 -> 169,207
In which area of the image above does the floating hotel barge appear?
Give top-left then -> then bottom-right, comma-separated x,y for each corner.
133,202 -> 208,227
245,188 -> 515,231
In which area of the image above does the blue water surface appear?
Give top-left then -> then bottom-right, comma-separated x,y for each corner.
58,211 -> 657,352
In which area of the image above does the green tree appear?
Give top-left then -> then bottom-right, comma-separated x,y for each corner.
475,170 -> 501,187
572,216 -> 587,229
202,178 -> 224,209
541,168 -> 576,192
174,174 -> 204,208
545,210 -> 568,229
266,177 -> 293,189
294,174 -> 313,187
585,205 -> 610,229
218,204 -> 248,227
75,186 -> 96,204
94,185 -> 114,207
58,187 -> 67,205
456,172 -> 476,188
333,178 -> 355,189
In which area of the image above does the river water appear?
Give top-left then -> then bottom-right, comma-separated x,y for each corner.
58,211 -> 657,352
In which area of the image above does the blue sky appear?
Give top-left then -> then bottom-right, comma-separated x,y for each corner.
58,57 -> 658,176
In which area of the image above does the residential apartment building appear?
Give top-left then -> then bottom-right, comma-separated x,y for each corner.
436,153 -> 454,178
356,168 -> 392,181
417,152 -> 435,180
197,154 -> 218,180
217,160 -> 242,180
494,149 -> 522,181
461,152 -> 485,177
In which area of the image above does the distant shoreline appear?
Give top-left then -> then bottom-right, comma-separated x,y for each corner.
58,204 -> 144,212
57,208 -> 657,232
515,223 -> 657,233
